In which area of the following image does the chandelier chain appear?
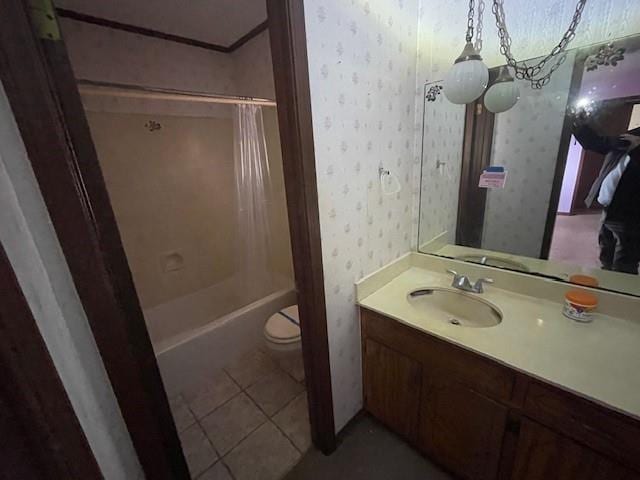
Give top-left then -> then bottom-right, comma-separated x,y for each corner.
492,0 -> 587,88
466,0 -> 475,43
474,0 -> 485,52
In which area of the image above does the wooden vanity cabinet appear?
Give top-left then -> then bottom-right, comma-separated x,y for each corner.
360,308 -> 640,480
512,419 -> 640,480
363,338 -> 421,442
419,372 -> 508,480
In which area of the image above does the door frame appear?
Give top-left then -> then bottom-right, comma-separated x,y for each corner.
0,243 -> 102,479
456,69 -> 498,248
0,2 -> 335,480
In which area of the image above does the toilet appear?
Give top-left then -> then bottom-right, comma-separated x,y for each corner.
263,305 -> 301,356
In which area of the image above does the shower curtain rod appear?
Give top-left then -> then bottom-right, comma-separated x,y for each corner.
76,79 -> 277,107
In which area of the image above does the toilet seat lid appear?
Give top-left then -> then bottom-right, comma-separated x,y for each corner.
265,305 -> 300,343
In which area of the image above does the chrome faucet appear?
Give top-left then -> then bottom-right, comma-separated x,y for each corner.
446,269 -> 494,294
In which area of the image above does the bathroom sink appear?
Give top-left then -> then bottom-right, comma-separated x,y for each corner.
407,287 -> 502,328
456,254 -> 530,272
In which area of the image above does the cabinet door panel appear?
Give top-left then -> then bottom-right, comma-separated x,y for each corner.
512,419 -> 640,480
419,373 -> 508,480
363,339 -> 421,442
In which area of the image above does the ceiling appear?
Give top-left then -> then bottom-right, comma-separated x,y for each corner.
54,0 -> 267,47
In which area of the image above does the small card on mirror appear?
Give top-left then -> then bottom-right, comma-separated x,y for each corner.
479,166 -> 508,189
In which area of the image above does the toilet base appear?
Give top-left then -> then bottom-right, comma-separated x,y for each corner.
263,338 -> 302,358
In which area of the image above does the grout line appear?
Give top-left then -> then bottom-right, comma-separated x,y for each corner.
218,415 -> 269,460
219,459 -> 236,480
182,349 -> 307,477
230,378 -> 303,457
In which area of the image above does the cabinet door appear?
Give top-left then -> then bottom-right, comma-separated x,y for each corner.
363,338 -> 421,442
512,419 -> 640,480
419,373 -> 508,480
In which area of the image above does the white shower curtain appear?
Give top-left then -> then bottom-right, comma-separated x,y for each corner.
234,104 -> 273,296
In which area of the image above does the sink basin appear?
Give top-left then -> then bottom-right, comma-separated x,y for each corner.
456,254 -> 530,272
407,287 -> 502,328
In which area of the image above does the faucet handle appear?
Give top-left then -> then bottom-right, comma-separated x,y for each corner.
473,277 -> 494,293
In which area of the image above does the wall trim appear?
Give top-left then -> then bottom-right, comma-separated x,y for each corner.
56,7 -> 268,53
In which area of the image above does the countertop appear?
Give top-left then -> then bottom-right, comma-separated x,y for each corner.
358,265 -> 640,421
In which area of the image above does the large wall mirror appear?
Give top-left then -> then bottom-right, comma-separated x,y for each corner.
418,34 -> 640,297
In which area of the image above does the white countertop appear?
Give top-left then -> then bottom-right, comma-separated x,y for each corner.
358,265 -> 640,421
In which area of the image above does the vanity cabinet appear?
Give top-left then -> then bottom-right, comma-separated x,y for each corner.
360,308 -> 640,480
512,419 -> 639,480
418,373 -> 508,480
363,338 -> 421,442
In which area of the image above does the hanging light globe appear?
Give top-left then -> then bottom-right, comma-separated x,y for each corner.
484,66 -> 520,113
443,42 -> 489,104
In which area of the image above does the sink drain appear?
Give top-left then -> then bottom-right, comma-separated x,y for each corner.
449,318 -> 461,326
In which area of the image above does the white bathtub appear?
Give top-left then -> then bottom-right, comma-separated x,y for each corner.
152,286 -> 297,396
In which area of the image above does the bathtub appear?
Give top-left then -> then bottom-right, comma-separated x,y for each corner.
150,285 -> 297,397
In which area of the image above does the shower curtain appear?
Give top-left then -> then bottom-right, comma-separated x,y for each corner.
234,104 -> 273,297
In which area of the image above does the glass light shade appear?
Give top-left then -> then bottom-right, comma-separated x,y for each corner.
443,42 -> 489,105
484,68 -> 520,113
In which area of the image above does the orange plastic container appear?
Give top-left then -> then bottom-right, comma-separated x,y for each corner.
563,290 -> 598,322
569,274 -> 599,288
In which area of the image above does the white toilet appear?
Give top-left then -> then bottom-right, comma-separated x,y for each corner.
263,304 -> 301,356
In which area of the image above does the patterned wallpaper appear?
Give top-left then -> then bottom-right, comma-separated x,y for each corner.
305,0 -> 640,433
418,82 -> 465,247
482,51 -> 576,258
303,0 -> 419,431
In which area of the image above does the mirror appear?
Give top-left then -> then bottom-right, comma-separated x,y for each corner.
418,34 -> 640,297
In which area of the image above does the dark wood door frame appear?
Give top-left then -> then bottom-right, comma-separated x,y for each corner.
0,243 -> 102,479
540,34 -> 640,259
456,70 -> 498,248
0,0 -> 190,477
267,0 -> 336,454
1,3 -> 335,479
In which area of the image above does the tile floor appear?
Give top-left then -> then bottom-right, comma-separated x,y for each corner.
170,348 -> 310,480
549,212 -> 601,268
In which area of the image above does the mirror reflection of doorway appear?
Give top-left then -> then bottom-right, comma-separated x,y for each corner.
549,99 -> 639,268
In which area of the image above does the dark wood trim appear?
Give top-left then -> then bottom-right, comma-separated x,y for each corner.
228,20 -> 269,51
56,7 -> 267,53
0,244 -> 102,479
0,1 -> 189,478
539,47 -> 591,259
267,0 -> 337,454
456,77 -> 496,248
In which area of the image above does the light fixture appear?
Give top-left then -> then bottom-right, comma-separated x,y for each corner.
484,66 -> 520,113
443,0 -> 588,107
443,41 -> 489,105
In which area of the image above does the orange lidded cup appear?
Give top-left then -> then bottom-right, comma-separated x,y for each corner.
563,290 -> 598,323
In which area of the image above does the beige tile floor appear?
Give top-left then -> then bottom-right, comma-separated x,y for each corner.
549,212 -> 601,268
170,348 -> 310,480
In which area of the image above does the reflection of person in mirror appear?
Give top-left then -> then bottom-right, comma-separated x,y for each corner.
572,122 -> 640,274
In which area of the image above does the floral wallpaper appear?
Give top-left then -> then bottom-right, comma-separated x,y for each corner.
482,52 -> 576,258
303,0 -> 419,431
305,0 -> 640,433
418,82 -> 465,247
